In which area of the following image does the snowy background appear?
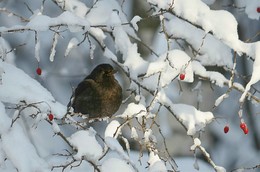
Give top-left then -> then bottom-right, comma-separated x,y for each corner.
0,0 -> 259,171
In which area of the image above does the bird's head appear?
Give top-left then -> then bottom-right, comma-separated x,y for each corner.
90,64 -> 117,83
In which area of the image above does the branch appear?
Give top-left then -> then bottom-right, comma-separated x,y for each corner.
0,8 -> 29,22
231,164 -> 260,172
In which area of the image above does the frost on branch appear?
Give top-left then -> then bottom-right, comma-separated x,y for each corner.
0,0 -> 259,171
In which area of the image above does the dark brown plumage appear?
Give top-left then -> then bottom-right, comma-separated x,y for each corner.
68,64 -> 122,119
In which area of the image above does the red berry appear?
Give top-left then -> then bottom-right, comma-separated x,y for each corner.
224,125 -> 229,133
179,73 -> 185,80
257,7 -> 260,13
243,127 -> 249,135
240,122 -> 246,130
36,67 -> 42,75
48,113 -> 54,121
240,122 -> 249,135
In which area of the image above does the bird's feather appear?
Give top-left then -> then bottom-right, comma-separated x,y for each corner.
68,64 -> 122,119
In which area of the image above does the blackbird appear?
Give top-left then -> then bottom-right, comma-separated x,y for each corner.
68,64 -> 122,119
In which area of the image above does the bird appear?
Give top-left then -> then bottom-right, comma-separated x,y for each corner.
68,63 -> 122,120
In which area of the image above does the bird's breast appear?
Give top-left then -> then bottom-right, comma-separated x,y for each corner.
97,81 -> 122,116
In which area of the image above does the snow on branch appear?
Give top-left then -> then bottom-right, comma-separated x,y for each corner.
164,15 -> 233,67
0,0 -> 259,171
145,50 -> 194,87
0,102 -> 49,171
0,11 -> 90,33
149,2 -> 259,83
0,61 -> 66,116
67,129 -> 103,161
147,0 -> 260,118
154,89 -> 214,135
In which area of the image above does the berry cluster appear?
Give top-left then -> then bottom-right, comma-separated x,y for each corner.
223,122 -> 249,135
240,122 -> 249,135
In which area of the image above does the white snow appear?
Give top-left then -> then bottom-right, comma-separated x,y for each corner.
130,15 -> 142,31
190,138 -> 201,151
62,0 -> 89,18
119,102 -> 147,119
202,0 -> 215,5
145,50 -> 193,87
173,104 -> 214,135
104,47 -> 118,61
101,158 -> 135,172
105,137 -> 127,158
118,38 -> 148,78
105,120 -> 121,138
100,9 -> 148,78
0,102 -> 49,172
0,11 -> 90,34
168,0 -> 260,59
89,44 -> 96,59
51,121 -> 60,133
0,37 -> 15,64
86,0 -> 128,26
89,27 -> 106,47
148,152 -> 167,172
164,15 -> 233,67
215,166 -> 227,172
192,61 -> 228,87
173,0 -> 243,52
215,94 -> 229,107
157,90 -> 214,135
134,95 -> 141,102
245,0 -> 260,20
240,42 -> 260,102
105,136 -> 137,170
147,0 -> 173,10
65,37 -> 79,57
0,0 -> 258,171
67,129 -> 103,161
131,127 -> 139,140
28,11 -> 90,31
144,129 -> 157,146
0,61 -> 66,118
49,33 -> 59,62
35,34 -> 41,62
0,103 -> 12,133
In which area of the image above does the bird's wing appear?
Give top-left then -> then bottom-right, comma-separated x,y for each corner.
67,79 -> 94,107
74,79 -> 95,97
76,79 -> 98,103
70,79 -> 100,114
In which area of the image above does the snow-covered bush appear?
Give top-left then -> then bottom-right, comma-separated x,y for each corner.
0,0 -> 259,171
